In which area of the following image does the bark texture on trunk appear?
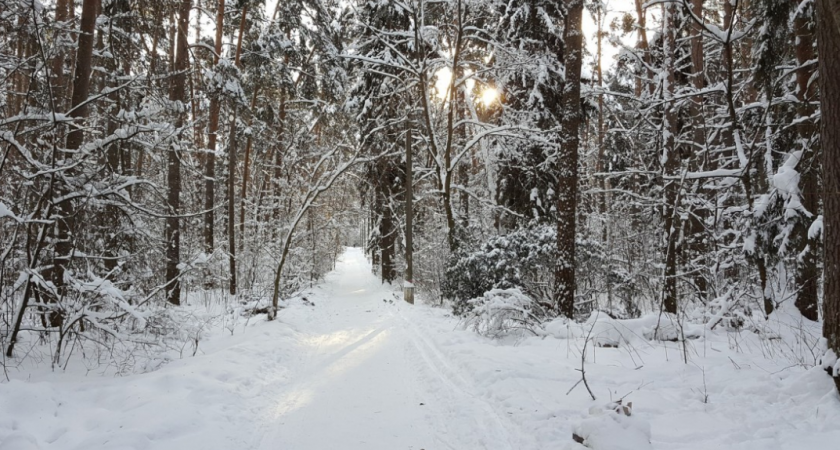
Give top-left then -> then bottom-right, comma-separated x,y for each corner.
52,0 -> 101,324
405,127 -> 414,304
377,156 -> 397,284
687,0 -> 710,302
239,88 -> 259,238
164,0 -> 192,305
205,0 -> 226,253
662,3 -> 679,315
554,0 -> 583,319
816,0 -> 840,394
793,5 -> 820,321
203,0 -> 225,254
633,0 -> 653,96
441,0 -> 464,252
50,0 -> 71,110
380,195 -> 396,284
225,4 -> 249,295
227,120 -> 238,295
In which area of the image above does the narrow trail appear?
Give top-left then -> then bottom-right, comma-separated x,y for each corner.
256,247 -> 519,450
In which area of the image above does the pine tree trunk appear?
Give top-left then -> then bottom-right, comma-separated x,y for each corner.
204,0 -> 224,254
457,74 -> 469,228
227,116 -> 238,295
52,0 -> 101,324
816,0 -> 840,394
442,0 -> 464,252
793,8 -> 820,321
554,0 -> 583,318
379,159 -> 396,283
164,0 -> 192,306
405,127 -> 414,304
381,204 -> 396,284
595,7 -> 608,234
50,0 -> 70,111
102,0 -> 129,275
191,14 -> 204,152
662,3 -> 679,315
633,0 -> 653,96
687,0 -> 710,302
239,88 -> 259,238
371,196 -> 380,269
225,4 -> 249,295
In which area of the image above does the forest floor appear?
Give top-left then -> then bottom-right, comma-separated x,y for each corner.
2,247 -> 840,450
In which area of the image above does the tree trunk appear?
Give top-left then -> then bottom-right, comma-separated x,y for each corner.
204,0 -> 225,254
378,156 -> 397,284
595,6 -> 608,233
52,0 -> 101,324
633,0 -> 653,96
239,87 -> 259,239
164,0 -> 192,306
793,5 -> 820,321
405,127 -> 414,304
457,72 -> 469,228
50,0 -> 71,111
380,198 -> 396,284
816,0 -> 840,394
65,0 -> 98,152
662,3 -> 679,315
191,12 -> 204,151
441,0 -> 464,252
225,4 -> 249,295
554,0 -> 583,319
687,0 -> 710,302
102,0 -> 129,275
227,116 -> 238,295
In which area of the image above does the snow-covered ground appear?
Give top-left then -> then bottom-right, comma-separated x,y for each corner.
2,247 -> 839,449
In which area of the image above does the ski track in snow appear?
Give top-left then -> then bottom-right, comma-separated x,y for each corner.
2,247 -> 840,450
255,248 -> 522,450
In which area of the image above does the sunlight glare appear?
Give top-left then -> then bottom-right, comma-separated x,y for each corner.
434,67 -> 452,100
480,87 -> 500,106
273,328 -> 390,418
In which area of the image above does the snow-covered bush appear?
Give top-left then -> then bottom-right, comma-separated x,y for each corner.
572,401 -> 651,450
442,224 -> 636,320
461,288 -> 546,337
543,312 -> 705,347
442,224 -> 556,316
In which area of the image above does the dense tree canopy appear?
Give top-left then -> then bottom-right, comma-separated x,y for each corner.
1,0 -> 837,394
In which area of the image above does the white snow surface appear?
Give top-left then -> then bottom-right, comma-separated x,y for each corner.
573,403 -> 651,450
2,247 -> 840,449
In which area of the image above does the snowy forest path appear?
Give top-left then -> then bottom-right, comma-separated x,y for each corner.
259,248 -> 517,450
256,247 -> 521,450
